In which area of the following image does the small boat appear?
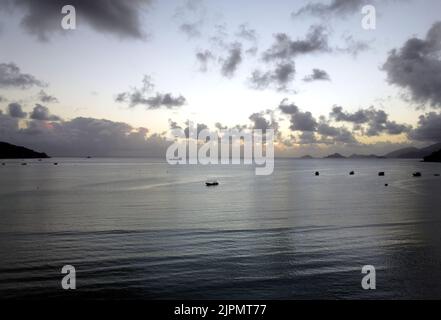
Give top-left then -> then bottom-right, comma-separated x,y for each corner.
434,174 -> 440,177
378,172 -> 385,176
21,163 -> 27,166
412,172 -> 422,177
205,180 -> 219,187
315,171 -> 320,176
53,162 -> 58,165
384,183 -> 389,187
1,163 -> 5,166
349,171 -> 355,175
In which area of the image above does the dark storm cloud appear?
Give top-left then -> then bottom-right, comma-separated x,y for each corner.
196,49 -> 214,72
330,106 -> 411,136
221,43 -> 243,77
38,90 -> 58,103
293,0 -> 369,18
249,61 -> 295,91
408,112 -> 441,142
303,68 -> 331,82
30,104 -> 62,121
116,75 -> 186,109
383,22 -> 441,108
0,62 -> 45,89
2,0 -> 152,41
7,102 -> 27,118
263,25 -> 330,62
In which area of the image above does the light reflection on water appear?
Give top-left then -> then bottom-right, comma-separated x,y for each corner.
0,158 -> 440,299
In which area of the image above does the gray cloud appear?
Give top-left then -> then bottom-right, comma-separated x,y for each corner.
408,112 -> 441,142
263,25 -> 330,62
7,102 -> 27,118
175,0 -> 205,39
249,61 -> 296,91
303,68 -> 331,82
337,35 -> 370,57
0,62 -> 45,89
196,49 -> 214,72
383,22 -> 441,108
279,100 -> 317,132
30,104 -> 62,121
3,0 -> 152,41
116,75 -> 186,109
0,95 -> 7,102
236,24 -> 257,43
38,90 -> 58,103
249,110 -> 279,133
180,22 -> 202,38
298,131 -> 317,144
293,0 -> 369,18
221,42 -> 243,77
330,106 -> 411,136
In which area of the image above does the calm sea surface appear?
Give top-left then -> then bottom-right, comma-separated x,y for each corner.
0,158 -> 441,299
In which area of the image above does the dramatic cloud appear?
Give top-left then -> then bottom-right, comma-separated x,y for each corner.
303,68 -> 331,82
116,75 -> 186,109
317,118 -> 357,144
263,25 -> 330,62
279,100 -> 317,132
408,112 -> 441,142
30,104 -> 62,121
7,102 -> 27,118
0,109 -> 171,157
0,62 -> 45,89
293,0 -> 369,18
38,90 -> 58,103
196,50 -> 214,72
383,22 -> 441,108
249,61 -> 295,91
330,106 -> 411,136
221,43 -> 243,77
2,0 -> 152,41
249,110 -> 279,132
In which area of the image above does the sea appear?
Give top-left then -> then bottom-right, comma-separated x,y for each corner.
0,158 -> 440,299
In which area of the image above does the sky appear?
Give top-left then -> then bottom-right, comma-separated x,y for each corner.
0,0 -> 441,157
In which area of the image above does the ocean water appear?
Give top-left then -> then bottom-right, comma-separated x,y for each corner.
0,158 -> 441,299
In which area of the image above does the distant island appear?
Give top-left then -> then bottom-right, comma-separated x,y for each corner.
317,142 -> 441,160
300,155 -> 314,159
0,141 -> 50,159
324,153 -> 346,159
423,149 -> 441,162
